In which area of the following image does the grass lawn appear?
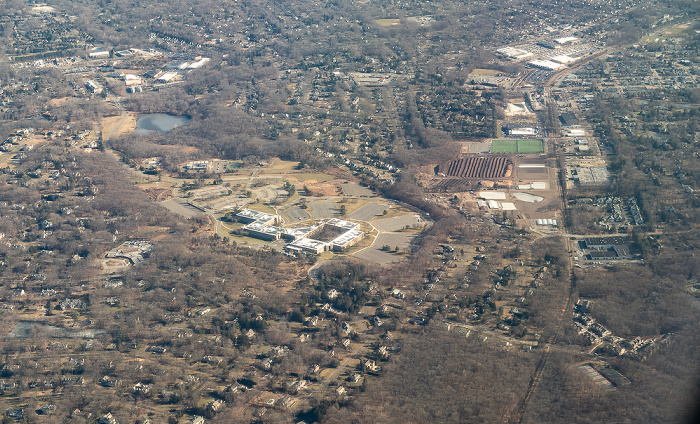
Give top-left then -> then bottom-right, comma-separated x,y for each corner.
516,139 -> 544,153
294,173 -> 334,182
246,204 -> 277,214
262,159 -> 300,172
491,139 -> 518,153
491,139 -> 543,153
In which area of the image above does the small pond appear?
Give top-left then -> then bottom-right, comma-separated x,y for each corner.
135,113 -> 191,135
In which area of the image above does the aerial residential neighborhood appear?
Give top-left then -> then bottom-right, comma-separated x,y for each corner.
0,1 -> 697,423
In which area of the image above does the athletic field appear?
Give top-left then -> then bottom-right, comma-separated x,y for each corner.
491,139 -> 544,154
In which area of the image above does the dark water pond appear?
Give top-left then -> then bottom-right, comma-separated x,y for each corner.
135,113 -> 190,135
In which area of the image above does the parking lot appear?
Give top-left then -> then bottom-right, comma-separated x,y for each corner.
282,206 -> 310,223
160,199 -> 205,218
353,232 -> 415,265
371,214 -> 423,232
309,200 -> 338,219
348,202 -> 388,221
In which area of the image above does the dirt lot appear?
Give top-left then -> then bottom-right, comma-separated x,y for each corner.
101,112 -> 137,138
306,179 -> 342,196
341,182 -> 375,197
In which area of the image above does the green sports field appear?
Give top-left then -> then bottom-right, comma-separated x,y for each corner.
491,139 -> 544,154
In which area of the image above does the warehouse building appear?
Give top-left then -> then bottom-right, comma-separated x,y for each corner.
582,236 -> 629,250
496,47 -> 534,61
528,60 -> 565,71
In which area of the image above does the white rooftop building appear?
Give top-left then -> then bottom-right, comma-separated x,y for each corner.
528,60 -> 565,71
479,191 -> 507,200
551,55 -> 576,64
509,127 -> 537,136
566,129 -> 586,137
554,36 -> 579,45
496,47 -> 534,61
187,58 -> 210,69
156,72 -> 178,83
287,238 -> 327,254
237,209 -> 278,225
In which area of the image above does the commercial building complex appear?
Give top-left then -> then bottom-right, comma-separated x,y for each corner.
236,209 -> 364,254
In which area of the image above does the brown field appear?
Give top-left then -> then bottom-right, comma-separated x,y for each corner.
305,179 -> 343,196
101,112 -> 137,138
141,187 -> 173,202
469,68 -> 504,76
48,96 -> 71,107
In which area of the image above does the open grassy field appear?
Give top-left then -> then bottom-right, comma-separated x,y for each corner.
491,139 -> 518,153
261,159 -> 300,172
294,173 -> 334,182
491,139 -> 544,154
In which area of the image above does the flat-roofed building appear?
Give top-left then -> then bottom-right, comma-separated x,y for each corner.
187,58 -> 210,69
566,128 -> 586,137
329,229 -> 364,252
479,191 -> 507,200
156,72 -> 178,83
554,36 -> 579,45
89,49 -> 110,58
243,222 -> 282,241
559,113 -> 579,126
281,225 -> 319,242
287,238 -> 327,254
551,55 -> 576,64
325,218 -> 359,232
165,61 -> 190,70
237,209 -> 278,225
583,236 -> 628,250
528,60 -> 564,71
508,127 -> 537,137
496,47 -> 534,61
184,160 -> 209,171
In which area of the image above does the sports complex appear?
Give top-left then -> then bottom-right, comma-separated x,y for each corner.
491,139 -> 544,154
